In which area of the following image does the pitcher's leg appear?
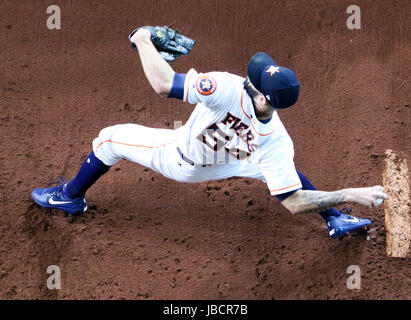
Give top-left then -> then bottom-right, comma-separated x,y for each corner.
32,123 -> 178,215
92,123 -> 177,170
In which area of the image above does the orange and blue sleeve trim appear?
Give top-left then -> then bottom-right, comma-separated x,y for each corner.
270,182 -> 302,197
275,186 -> 302,201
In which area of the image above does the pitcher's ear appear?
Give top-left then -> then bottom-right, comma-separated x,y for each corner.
256,94 -> 268,105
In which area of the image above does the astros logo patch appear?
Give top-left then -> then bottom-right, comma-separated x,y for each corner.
196,76 -> 217,96
266,65 -> 280,76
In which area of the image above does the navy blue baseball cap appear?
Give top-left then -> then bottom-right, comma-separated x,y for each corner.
247,52 -> 300,109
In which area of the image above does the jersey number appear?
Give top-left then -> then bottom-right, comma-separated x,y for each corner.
199,123 -> 251,161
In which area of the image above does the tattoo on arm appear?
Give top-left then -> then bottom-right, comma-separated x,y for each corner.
300,190 -> 347,213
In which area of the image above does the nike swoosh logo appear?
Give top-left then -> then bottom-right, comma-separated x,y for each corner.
49,197 -> 72,205
340,217 -> 359,223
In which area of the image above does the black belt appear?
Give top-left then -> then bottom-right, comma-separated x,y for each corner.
177,147 -> 195,166
177,147 -> 209,167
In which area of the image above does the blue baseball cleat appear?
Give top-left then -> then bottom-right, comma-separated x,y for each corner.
31,177 -> 87,215
327,208 -> 372,239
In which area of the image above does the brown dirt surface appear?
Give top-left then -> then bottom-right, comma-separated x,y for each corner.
0,0 -> 410,299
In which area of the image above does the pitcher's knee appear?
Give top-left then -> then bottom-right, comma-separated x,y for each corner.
92,124 -> 127,166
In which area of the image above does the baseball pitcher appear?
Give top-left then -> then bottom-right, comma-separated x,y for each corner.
31,26 -> 387,239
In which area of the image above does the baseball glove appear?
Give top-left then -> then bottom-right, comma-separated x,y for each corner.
128,25 -> 195,62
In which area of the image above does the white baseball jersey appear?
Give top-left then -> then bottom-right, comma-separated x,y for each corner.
92,69 -> 302,196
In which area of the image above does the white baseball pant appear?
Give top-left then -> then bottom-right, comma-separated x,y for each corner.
92,123 -> 266,184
